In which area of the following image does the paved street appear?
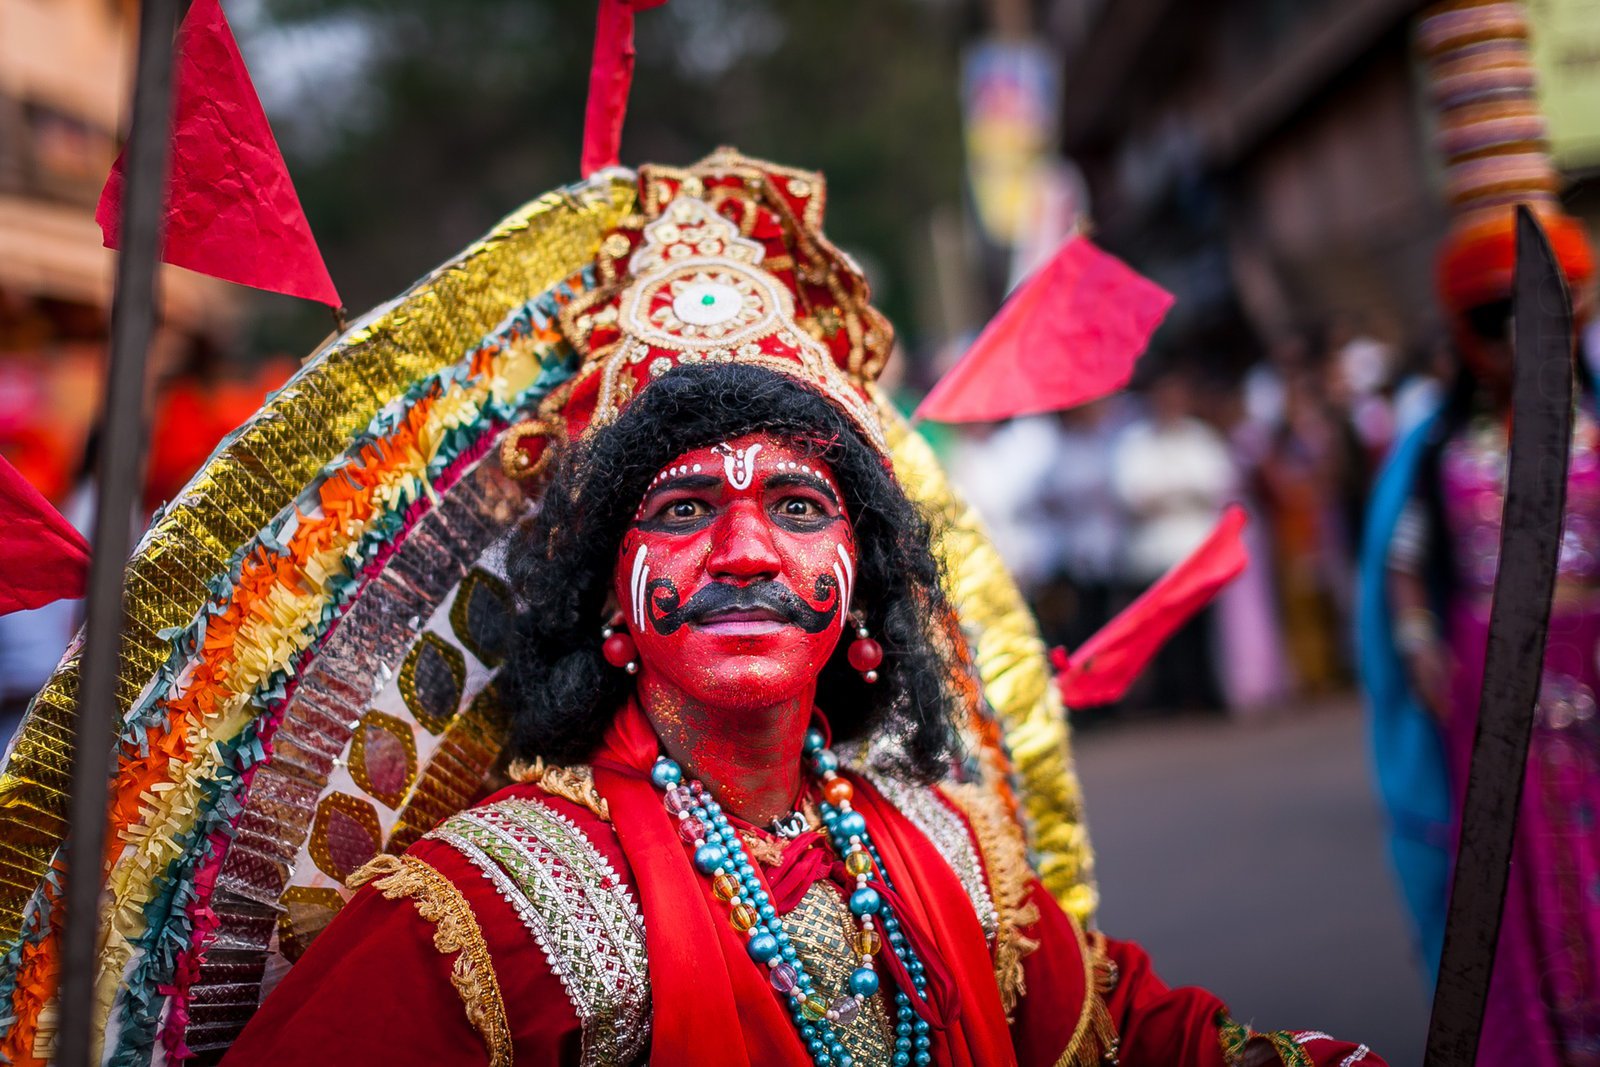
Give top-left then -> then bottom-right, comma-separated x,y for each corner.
1071,698 -> 1430,1066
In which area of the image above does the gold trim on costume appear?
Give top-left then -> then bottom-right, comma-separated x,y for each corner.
426,799 -> 649,1067
349,854 -> 513,1067
1048,919 -> 1120,1066
506,759 -> 611,822
937,782 -> 1041,1016
1215,1017 -> 1317,1067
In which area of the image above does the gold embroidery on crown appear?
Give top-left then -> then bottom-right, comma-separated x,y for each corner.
575,193 -> 886,451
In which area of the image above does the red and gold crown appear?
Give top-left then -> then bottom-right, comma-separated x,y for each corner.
503,148 -> 895,480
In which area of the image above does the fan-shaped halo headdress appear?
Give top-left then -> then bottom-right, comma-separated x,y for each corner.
0,149 -> 1093,1065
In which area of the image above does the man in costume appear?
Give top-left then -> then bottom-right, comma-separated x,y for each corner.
207,154 -> 1383,1067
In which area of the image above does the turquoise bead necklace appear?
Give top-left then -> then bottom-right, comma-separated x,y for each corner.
649,727 -> 933,1067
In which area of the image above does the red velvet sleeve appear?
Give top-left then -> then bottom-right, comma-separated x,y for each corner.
220,836 -> 587,1066
1007,878 -> 1094,1064
1100,935 -> 1232,1067
1007,880 -> 1231,1067
219,866 -> 487,1067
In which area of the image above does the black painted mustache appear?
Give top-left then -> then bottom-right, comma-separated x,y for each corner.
645,576 -> 840,636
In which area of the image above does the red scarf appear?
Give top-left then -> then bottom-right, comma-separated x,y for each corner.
590,700 -> 1017,1066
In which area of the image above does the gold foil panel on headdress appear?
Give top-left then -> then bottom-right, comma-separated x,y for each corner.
0,177 -> 634,940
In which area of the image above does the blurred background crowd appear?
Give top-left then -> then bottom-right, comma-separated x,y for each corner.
944,325 -> 1423,720
3,0 -> 1600,1058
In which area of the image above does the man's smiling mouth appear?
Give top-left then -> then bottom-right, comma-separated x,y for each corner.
695,606 -> 791,634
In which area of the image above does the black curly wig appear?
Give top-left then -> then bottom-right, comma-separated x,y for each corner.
503,362 -> 959,782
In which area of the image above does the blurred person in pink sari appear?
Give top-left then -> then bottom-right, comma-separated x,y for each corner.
1361,205 -> 1600,1065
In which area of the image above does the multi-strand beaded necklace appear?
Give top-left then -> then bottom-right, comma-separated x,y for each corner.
649,728 -> 934,1067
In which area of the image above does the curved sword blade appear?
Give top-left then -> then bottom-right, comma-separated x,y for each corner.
1423,205 -> 1577,1067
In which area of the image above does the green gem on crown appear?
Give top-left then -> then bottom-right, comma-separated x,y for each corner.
701,293 -> 717,306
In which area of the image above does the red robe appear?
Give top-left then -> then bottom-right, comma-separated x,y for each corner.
221,765 -> 1385,1066
223,692 -> 1378,1066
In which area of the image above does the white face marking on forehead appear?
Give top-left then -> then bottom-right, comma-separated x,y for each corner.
635,461 -> 709,521
714,441 -> 762,491
630,439 -> 846,524
769,457 -> 842,500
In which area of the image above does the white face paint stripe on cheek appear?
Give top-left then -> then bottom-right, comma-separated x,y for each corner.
832,562 -> 848,631
638,563 -> 651,630
630,544 -> 648,630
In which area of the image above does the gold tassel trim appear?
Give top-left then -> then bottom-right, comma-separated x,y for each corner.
1215,1011 -> 1316,1067
1051,920 -> 1122,1065
349,854 -> 513,1067
937,781 -> 1042,1017
507,758 -> 611,821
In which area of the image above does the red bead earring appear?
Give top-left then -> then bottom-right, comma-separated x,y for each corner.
601,622 -> 639,674
846,612 -> 882,683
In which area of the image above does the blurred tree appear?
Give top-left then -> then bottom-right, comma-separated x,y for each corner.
239,0 -> 965,363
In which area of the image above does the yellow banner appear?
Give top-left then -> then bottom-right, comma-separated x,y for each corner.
1528,0 -> 1600,171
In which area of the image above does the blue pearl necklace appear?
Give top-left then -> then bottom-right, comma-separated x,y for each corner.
649,728 -> 933,1067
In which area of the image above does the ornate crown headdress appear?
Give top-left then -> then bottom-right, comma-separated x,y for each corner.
501,148 -> 894,480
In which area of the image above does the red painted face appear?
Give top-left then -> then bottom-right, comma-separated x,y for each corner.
614,433 -> 857,711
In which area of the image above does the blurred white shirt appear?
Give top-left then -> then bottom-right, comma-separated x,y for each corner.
946,418 -> 1061,591
1112,416 -> 1234,582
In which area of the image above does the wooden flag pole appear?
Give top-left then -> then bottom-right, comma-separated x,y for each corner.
56,0 -> 182,1064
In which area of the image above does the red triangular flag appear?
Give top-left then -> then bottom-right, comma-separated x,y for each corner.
0,454 -> 90,616
915,236 -> 1172,423
1050,504 -> 1248,707
96,0 -> 339,307
581,0 -> 670,178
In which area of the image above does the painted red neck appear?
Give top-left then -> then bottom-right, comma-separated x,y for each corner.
637,670 -> 815,826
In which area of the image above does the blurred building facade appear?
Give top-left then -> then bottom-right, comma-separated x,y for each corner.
0,0 -> 234,500
1047,0 -> 1599,361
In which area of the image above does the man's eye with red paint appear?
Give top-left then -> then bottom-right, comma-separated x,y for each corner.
776,497 -> 822,518
645,497 -> 713,528
769,493 -> 838,531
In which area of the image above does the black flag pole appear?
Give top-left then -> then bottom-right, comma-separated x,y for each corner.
1422,206 -> 1576,1067
56,1 -> 182,1065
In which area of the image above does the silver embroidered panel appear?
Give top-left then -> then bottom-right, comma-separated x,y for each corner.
429,799 -> 651,1066
852,769 -> 999,946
